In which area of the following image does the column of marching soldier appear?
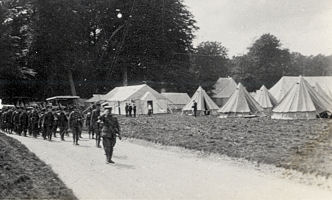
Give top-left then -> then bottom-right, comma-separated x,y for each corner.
0,103 -> 121,163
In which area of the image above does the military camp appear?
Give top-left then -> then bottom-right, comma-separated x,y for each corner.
1,0 -> 332,199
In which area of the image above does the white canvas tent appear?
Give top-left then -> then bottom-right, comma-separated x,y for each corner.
212,77 -> 237,107
313,83 -> 332,102
254,85 -> 277,111
162,93 -> 190,111
218,83 -> 264,118
271,77 -> 332,120
182,86 -> 219,115
86,94 -> 105,103
101,84 -> 168,115
270,76 -> 332,102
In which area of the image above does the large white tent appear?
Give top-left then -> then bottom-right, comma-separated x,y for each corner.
182,86 -> 219,115
254,85 -> 277,112
212,77 -> 237,107
218,83 -> 264,118
101,84 -> 168,115
272,77 -> 332,120
269,76 -> 332,102
162,93 -> 190,111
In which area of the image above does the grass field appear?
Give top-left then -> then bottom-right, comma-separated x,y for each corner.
0,132 -> 77,200
119,114 -> 332,177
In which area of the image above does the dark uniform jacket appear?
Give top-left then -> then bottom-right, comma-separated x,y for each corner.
69,110 -> 83,128
100,114 -> 120,138
85,112 -> 91,126
30,111 -> 39,125
90,109 -> 100,125
43,111 -> 54,127
19,112 -> 29,126
58,112 -> 68,127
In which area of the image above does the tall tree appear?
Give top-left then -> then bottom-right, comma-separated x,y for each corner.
232,34 -> 291,91
0,0 -> 35,101
192,41 -> 229,93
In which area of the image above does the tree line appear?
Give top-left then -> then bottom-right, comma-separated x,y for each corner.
1,0 -> 331,103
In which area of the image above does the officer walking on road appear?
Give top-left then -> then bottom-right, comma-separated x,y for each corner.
69,105 -> 83,145
99,106 -> 121,164
90,104 -> 101,142
44,106 -> 54,141
58,110 -> 68,141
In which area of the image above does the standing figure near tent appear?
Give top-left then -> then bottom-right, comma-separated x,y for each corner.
128,104 -> 133,117
44,106 -> 54,141
69,106 -> 83,145
125,103 -> 129,117
99,106 -> 121,164
90,104 -> 100,141
148,103 -> 152,116
133,104 -> 137,117
192,100 -> 197,117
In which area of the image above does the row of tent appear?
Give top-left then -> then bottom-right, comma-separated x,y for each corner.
86,76 -> 332,120
210,76 -> 332,119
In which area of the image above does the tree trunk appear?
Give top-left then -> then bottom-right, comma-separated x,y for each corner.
122,65 -> 128,86
68,69 -> 77,96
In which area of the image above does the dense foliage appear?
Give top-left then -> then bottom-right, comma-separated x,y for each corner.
0,0 -> 331,102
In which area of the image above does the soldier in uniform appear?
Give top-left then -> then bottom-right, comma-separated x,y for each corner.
85,109 -> 92,138
192,100 -> 198,117
30,108 -> 40,138
39,109 -> 47,139
99,106 -> 121,164
90,104 -> 100,140
43,106 -> 54,141
6,108 -> 13,133
69,105 -> 83,145
13,108 -> 21,135
52,110 -> 59,138
19,108 -> 29,137
58,110 -> 68,141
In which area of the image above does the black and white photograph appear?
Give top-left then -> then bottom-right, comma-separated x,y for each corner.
0,0 -> 332,199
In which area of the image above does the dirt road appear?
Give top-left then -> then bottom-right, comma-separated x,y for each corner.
8,134 -> 332,200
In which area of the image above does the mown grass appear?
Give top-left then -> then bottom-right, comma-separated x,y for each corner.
119,114 -> 332,177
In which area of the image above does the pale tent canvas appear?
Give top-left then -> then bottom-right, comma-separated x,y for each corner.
162,93 -> 190,110
138,91 -> 168,115
272,77 -> 332,120
269,76 -> 332,102
102,84 -> 168,115
218,83 -> 263,118
254,85 -> 277,111
182,86 -> 219,115
86,94 -> 105,103
313,83 -> 332,102
212,77 -> 237,107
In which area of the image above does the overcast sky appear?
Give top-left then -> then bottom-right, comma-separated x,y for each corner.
185,0 -> 332,57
